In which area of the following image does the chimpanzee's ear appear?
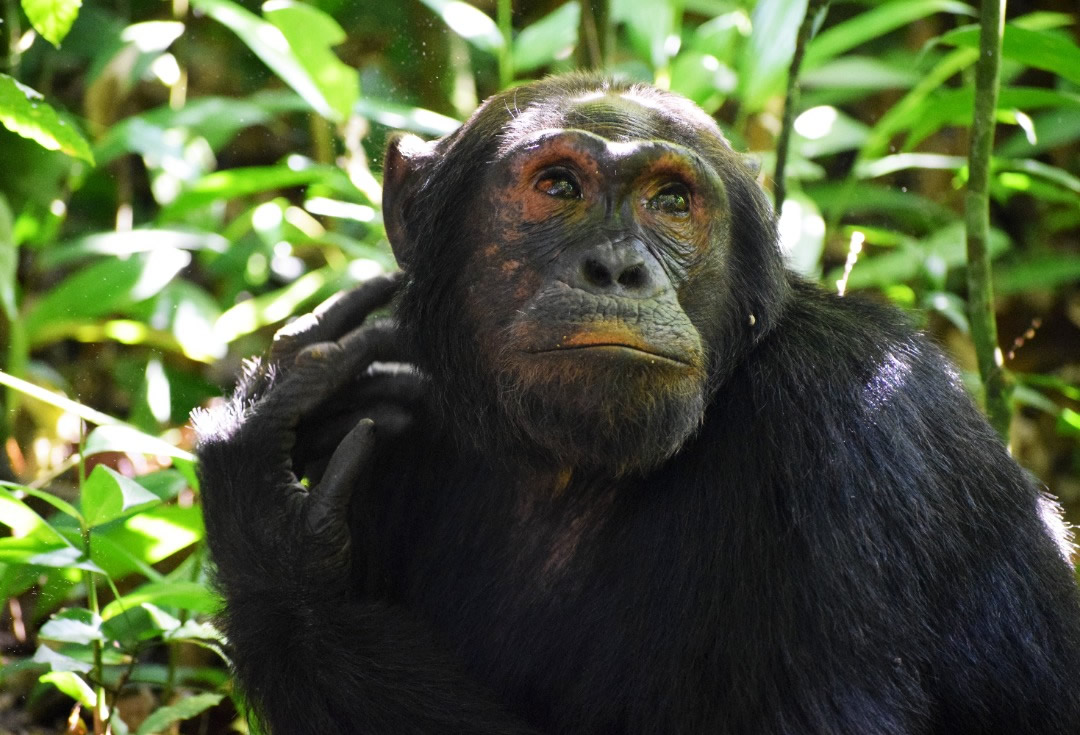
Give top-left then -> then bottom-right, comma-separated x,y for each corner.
383,132 -> 436,268
741,153 -> 762,177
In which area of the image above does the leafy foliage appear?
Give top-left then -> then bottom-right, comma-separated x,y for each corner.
0,0 -> 1078,732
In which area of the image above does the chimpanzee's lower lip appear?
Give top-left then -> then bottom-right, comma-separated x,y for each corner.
529,344 -> 692,366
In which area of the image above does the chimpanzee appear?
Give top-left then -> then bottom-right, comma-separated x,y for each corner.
194,74 -> 1080,734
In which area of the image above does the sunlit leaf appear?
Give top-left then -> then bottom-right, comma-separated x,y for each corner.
214,265 -> 342,342
0,74 -> 94,163
736,0 -> 807,113
353,97 -> 460,137
417,0 -> 503,54
513,2 -> 579,73
190,0 -> 344,120
84,424 -> 194,463
40,671 -> 95,706
102,581 -> 220,620
1,482 -> 82,524
940,24 -> 1080,86
804,0 -> 974,70
40,608 -> 104,645
262,0 -> 358,121
160,165 -> 339,220
23,249 -> 190,341
21,0 -> 82,46
82,465 -> 162,528
615,0 -> 679,71
38,229 -> 228,270
801,56 -> 919,91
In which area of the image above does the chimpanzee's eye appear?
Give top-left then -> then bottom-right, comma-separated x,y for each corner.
536,170 -> 581,199
649,183 -> 691,214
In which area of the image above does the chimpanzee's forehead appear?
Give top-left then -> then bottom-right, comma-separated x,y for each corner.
497,87 -> 725,154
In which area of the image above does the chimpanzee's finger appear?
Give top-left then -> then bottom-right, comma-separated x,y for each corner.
270,272 -> 404,365
297,404 -> 416,486
267,322 -> 402,423
304,418 -> 376,541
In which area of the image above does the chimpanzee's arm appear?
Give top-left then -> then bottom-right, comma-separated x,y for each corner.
194,274 -> 540,735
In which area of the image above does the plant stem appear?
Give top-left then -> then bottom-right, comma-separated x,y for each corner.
965,0 -> 1011,439
773,0 -> 830,212
77,427 -> 106,733
497,0 -> 513,88
578,0 -> 611,70
1,0 -> 21,73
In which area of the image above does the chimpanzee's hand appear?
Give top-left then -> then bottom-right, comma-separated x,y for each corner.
195,273 -> 420,594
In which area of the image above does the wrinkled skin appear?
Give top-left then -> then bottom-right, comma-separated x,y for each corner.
195,74 -> 1080,735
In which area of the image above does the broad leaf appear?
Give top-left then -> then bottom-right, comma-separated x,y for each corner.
941,25 -> 1080,87
136,693 -> 224,735
21,0 -> 82,46
263,1 -> 358,121
513,2 -> 580,73
102,581 -> 220,620
804,0 -> 974,70
0,74 -> 93,163
417,0 -> 503,54
40,671 -> 95,706
736,0 -> 807,113
39,608 -> 104,645
81,465 -> 162,528
190,0 -> 345,120
23,249 -> 190,343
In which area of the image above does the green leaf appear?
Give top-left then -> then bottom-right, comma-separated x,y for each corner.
353,97 -> 460,137
0,486 -> 52,536
262,1 -> 358,121
33,644 -> 92,673
940,25 -> 1080,87
615,0 -> 679,71
40,671 -> 95,706
801,56 -> 920,91
160,164 -> 338,220
736,0 -> 807,113
84,421 -> 192,464
1058,408 -> 1080,438
23,249 -> 190,343
804,0 -> 974,70
21,0 -> 82,46
40,608 -> 104,645
994,254 -> 1080,294
190,0 -> 346,121
38,229 -> 228,270
0,482 -> 82,524
0,194 -> 15,321
0,74 -> 94,163
81,465 -> 162,528
417,0 -> 503,54
102,581 -> 220,620
136,693 -> 224,735
513,2 -> 579,73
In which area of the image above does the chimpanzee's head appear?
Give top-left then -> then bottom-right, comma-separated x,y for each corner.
383,74 -> 787,475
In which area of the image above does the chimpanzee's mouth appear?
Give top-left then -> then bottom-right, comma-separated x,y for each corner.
531,343 -> 692,366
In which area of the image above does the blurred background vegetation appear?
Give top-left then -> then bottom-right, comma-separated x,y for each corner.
0,0 -> 1077,732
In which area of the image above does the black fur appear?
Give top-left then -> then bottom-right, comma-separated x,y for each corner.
195,74 -> 1080,734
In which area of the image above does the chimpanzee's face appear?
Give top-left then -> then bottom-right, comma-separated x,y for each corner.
451,95 -> 734,472
383,85 -> 755,473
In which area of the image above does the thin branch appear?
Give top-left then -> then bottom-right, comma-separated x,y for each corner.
773,0 -> 830,211
965,0 -> 1011,439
